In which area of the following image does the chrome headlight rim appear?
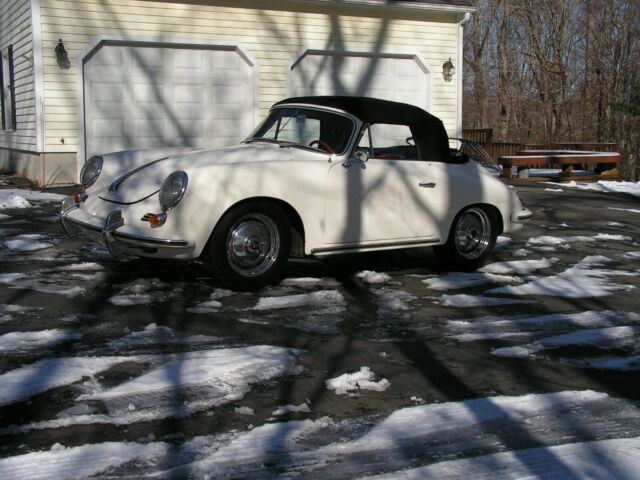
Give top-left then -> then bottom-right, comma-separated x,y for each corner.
159,171 -> 188,212
80,155 -> 103,190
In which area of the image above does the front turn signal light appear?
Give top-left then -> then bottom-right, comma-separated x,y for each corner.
141,213 -> 167,228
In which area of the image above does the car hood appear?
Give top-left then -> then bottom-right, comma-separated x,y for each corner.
98,143 -> 326,205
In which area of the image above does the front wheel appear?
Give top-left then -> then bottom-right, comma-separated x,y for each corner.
203,202 -> 290,291
434,206 -> 498,271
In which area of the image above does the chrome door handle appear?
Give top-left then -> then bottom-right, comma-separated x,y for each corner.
419,182 -> 436,188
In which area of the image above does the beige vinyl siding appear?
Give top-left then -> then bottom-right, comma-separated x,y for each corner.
0,0 -> 37,151
39,0 -> 460,155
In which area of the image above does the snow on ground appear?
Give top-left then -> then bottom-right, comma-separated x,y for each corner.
0,356 -> 139,406
1,346 -> 301,434
252,289 -> 344,310
106,323 -> 223,351
423,272 -> 520,290
438,294 -> 534,307
608,206 -> 640,214
364,437 -> 640,480
546,180 -> 640,197
447,310 -> 640,341
0,441 -> 171,480
490,255 -> 637,298
357,270 -> 392,284
526,233 -> 631,247
0,329 -> 82,353
187,288 -> 234,313
326,366 -> 391,395
3,234 -> 58,252
479,257 -> 558,275
0,189 -> 66,205
153,390 -> 635,479
492,326 -> 640,358
620,251 -> 640,260
272,402 -> 312,416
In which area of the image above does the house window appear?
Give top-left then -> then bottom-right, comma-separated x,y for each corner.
1,45 -> 16,130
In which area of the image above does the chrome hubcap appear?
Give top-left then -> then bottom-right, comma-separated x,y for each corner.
227,213 -> 280,277
454,208 -> 491,260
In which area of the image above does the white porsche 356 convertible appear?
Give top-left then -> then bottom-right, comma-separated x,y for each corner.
60,96 -> 531,290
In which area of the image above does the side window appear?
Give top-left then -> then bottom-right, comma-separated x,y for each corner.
356,123 -> 418,160
1,45 -> 16,130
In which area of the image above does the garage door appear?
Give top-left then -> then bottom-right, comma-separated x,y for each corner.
83,43 -> 255,158
289,51 -> 430,110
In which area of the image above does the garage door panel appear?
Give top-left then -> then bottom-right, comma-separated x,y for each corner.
84,44 -> 255,158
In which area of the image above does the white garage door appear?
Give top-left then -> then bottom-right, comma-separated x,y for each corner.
83,43 -> 255,158
289,51 -> 430,110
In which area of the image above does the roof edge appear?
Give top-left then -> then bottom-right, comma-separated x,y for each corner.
291,0 -> 474,14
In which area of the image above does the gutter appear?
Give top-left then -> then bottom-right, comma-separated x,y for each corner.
292,0 -> 475,14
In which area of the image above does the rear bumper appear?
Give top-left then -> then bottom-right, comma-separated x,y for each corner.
59,197 -> 195,258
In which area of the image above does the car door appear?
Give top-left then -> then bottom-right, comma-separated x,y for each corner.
324,123 -> 442,247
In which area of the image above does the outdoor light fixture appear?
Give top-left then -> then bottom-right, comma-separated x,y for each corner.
55,39 -> 70,69
442,58 -> 455,82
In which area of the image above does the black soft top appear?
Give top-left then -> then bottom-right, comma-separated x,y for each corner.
275,96 -> 450,161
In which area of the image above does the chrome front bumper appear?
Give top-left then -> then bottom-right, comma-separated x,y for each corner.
59,197 -> 194,258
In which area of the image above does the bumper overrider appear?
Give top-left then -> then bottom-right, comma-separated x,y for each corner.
59,196 -> 194,258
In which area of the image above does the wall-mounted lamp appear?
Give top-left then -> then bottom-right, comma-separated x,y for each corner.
55,39 -> 70,69
442,58 -> 455,82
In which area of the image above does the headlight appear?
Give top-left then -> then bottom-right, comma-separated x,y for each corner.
80,155 -> 103,190
159,171 -> 188,211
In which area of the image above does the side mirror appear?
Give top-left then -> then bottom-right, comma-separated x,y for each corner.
354,150 -> 369,163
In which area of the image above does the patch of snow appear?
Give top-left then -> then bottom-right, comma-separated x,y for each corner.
608,221 -> 625,227
490,255 -> 637,298
492,326 -> 640,358
609,206 -> 640,214
495,236 -> 512,250
438,294 -> 534,307
0,329 -> 82,353
363,437 -> 640,480
326,367 -> 391,395
252,290 -> 344,310
235,406 -> 255,416
512,248 -> 531,257
423,272 -> 519,291
0,355 -> 139,406
527,233 -> 631,247
107,323 -> 222,350
3,237 -> 55,252
480,258 -> 558,275
107,294 -> 155,306
272,402 -> 312,416
281,277 -> 339,287
0,213 -> 10,219
0,441 -> 169,480
0,192 -> 31,209
619,251 -> 640,260
546,180 -> 640,197
357,270 -> 392,284
545,188 -> 564,192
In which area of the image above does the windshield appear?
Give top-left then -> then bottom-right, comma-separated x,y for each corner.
247,107 -> 355,155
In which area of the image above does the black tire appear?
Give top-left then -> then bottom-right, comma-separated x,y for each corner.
434,206 -> 498,271
203,202 -> 290,291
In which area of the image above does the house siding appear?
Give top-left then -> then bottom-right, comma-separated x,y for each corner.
39,0 -> 461,162
0,0 -> 37,152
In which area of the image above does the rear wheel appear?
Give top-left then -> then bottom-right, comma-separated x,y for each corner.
204,202 -> 290,291
434,206 -> 498,270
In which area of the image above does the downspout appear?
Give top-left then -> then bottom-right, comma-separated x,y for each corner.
456,12 -> 472,140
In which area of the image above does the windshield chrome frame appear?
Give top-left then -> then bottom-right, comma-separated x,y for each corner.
246,104 -> 362,159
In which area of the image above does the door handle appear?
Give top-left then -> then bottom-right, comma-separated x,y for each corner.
419,182 -> 436,188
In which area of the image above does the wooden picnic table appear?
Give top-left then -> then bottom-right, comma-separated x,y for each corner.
498,150 -> 622,179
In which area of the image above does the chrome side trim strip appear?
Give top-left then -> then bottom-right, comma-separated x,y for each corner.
311,238 -> 440,255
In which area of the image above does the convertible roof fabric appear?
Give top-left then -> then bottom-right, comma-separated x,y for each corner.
276,96 -> 450,161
